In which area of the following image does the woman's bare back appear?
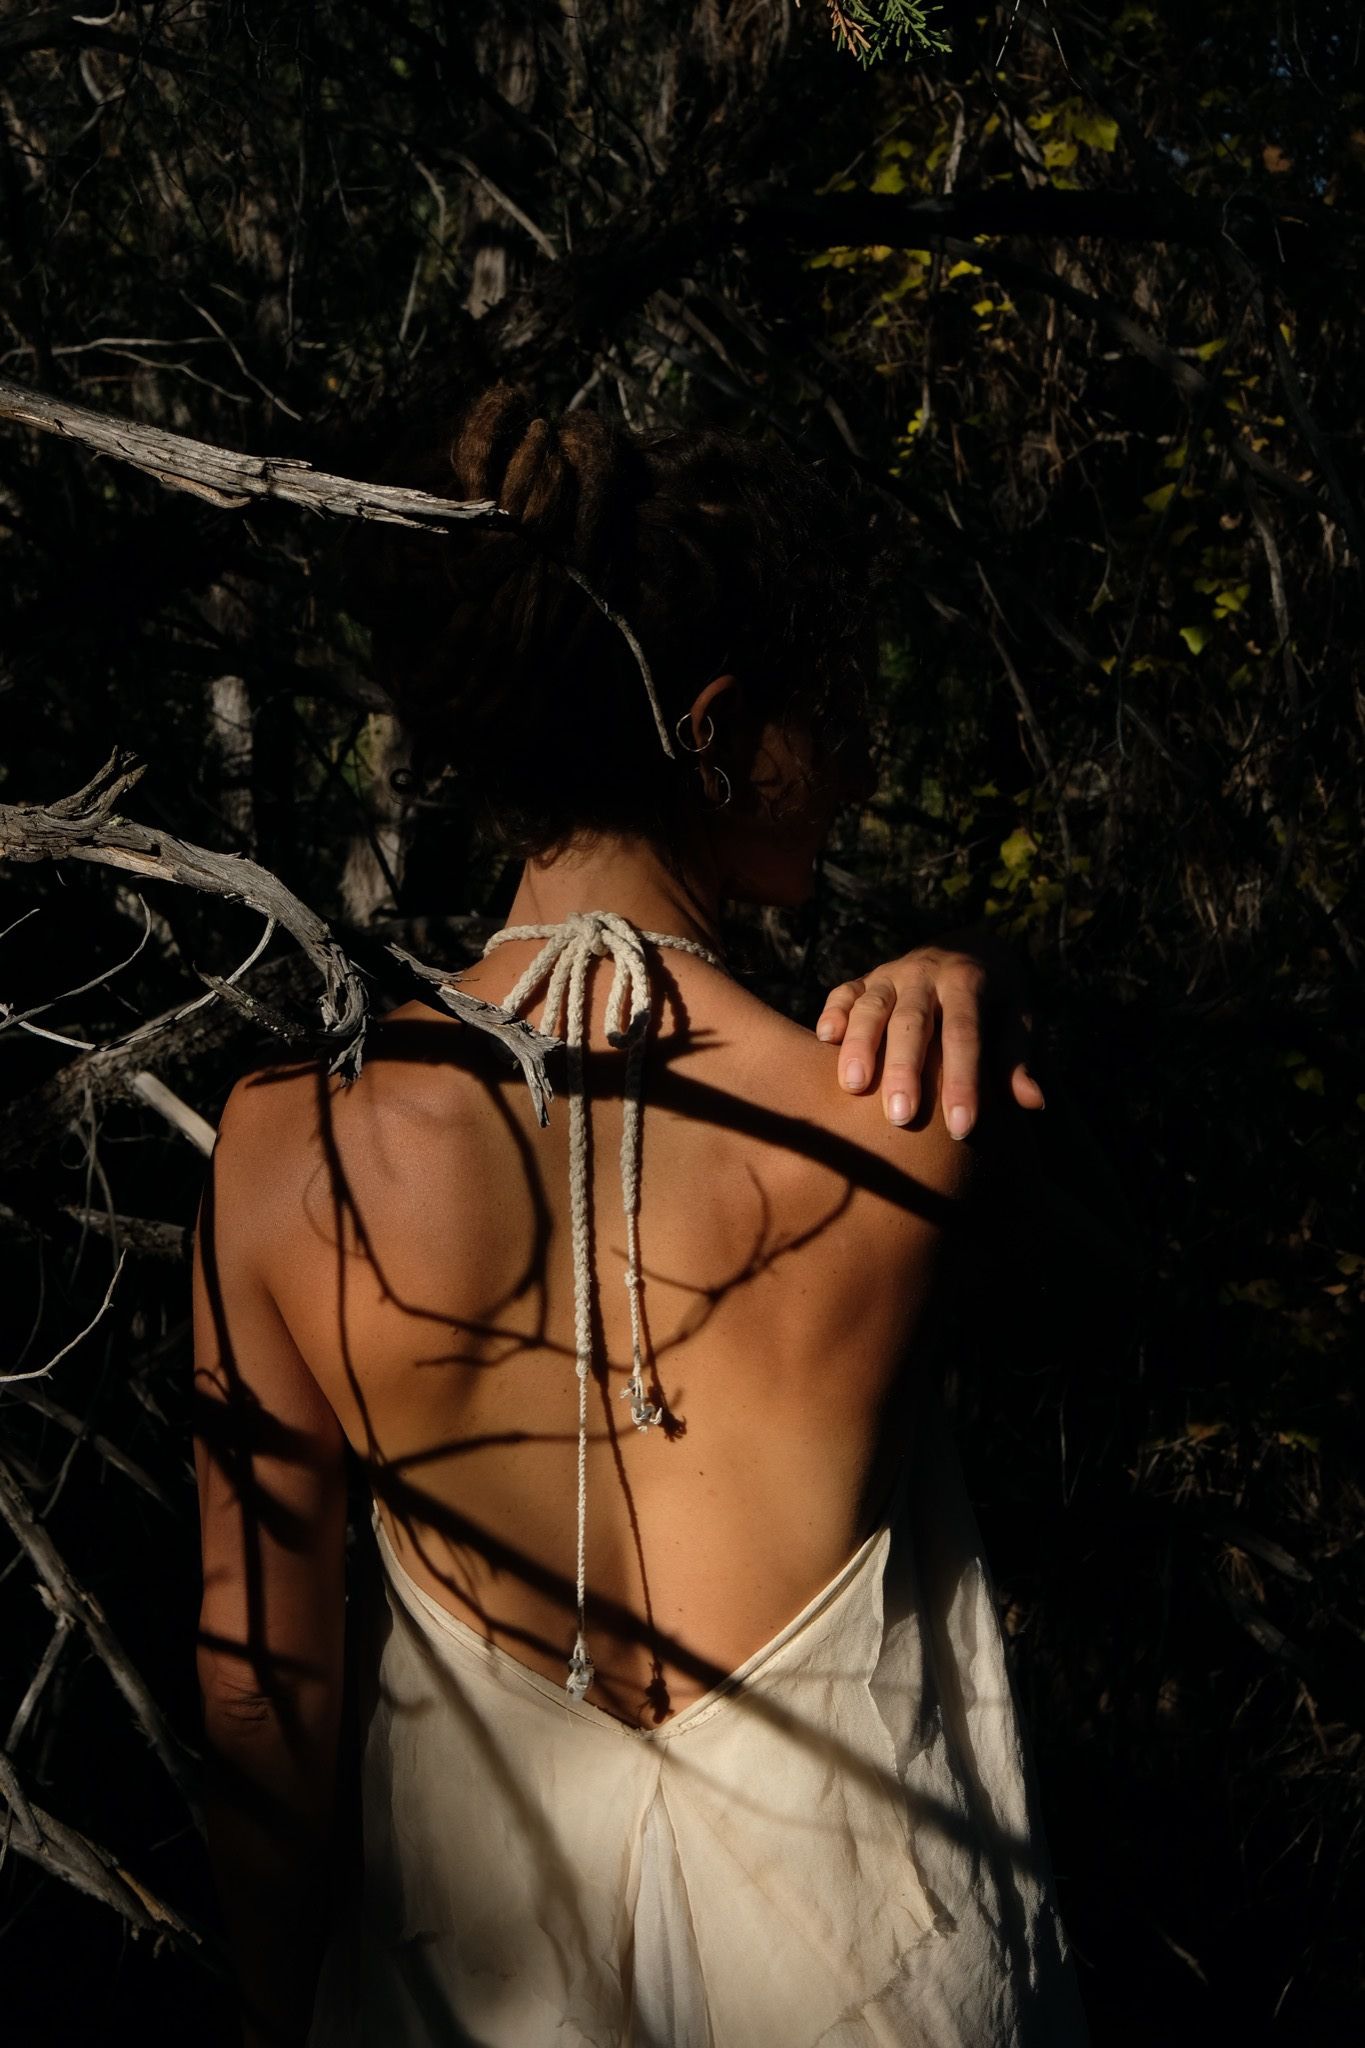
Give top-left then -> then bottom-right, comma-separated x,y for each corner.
237,937 -> 975,1728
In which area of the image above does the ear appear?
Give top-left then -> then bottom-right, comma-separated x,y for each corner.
684,671 -> 741,750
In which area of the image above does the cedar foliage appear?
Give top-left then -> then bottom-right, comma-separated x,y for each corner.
0,4 -> 1362,2040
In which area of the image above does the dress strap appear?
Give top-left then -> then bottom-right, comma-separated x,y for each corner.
481,912 -> 725,1700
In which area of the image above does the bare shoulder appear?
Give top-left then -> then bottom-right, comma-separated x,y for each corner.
210,1055 -> 333,1239
699,971 -> 978,1215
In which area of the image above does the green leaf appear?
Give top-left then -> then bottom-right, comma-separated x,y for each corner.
1179,624 -> 1208,655
999,827 -> 1037,872
1071,112 -> 1119,152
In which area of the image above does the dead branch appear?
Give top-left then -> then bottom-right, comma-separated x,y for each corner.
0,1455 -> 202,1828
0,1746 -> 205,1951
0,952 -> 323,1175
0,1247 -> 126,1384
58,1209 -> 188,1260
0,750 -> 371,1080
385,941 -> 563,1125
0,373 -> 501,528
128,1073 -> 217,1155
5,1613 -> 73,1750
4,1384 -> 174,1511
0,893 -> 154,1037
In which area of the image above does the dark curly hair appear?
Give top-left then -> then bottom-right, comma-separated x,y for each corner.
345,380 -> 881,862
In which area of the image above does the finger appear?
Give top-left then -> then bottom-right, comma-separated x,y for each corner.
1012,1061 -> 1047,1110
938,963 -> 986,1139
815,978 -> 865,1046
999,1007 -> 1045,1110
836,975 -> 899,1092
879,995 -> 936,1126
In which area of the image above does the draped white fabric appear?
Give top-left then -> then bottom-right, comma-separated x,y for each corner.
305,1391 -> 1089,2047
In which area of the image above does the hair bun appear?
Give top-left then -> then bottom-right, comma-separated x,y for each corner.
449,379 -> 642,583
449,381 -> 575,554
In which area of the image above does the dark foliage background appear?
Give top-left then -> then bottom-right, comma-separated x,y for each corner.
1,3 -> 1361,2041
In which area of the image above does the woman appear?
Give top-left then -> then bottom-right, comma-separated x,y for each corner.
191,384 -> 1086,2046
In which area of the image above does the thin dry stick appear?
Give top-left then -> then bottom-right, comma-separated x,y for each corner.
0,894 -> 154,1036
0,1455 -> 202,1828
0,1248 -> 126,1383
5,1613 -> 74,1751
5,1385 -> 173,1513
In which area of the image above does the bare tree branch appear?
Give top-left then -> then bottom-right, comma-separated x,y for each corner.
4,1385 -> 173,1512
0,1746 -> 205,1950
0,750 -> 371,1079
0,1248 -> 126,1384
0,1456 -> 202,1826
384,942 -> 564,1125
0,375 -> 501,528
128,1073 -> 217,1155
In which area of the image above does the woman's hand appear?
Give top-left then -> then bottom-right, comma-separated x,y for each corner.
815,923 -> 1045,1138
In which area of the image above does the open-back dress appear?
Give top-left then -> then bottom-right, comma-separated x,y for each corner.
304,914 -> 1090,2047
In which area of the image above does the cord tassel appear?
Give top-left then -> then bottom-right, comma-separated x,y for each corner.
566,1633 -> 595,1701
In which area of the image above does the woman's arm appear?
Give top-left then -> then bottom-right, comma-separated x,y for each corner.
191,1075 -> 348,2048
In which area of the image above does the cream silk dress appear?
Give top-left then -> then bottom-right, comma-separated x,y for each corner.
304,917 -> 1090,2045
304,1389 -> 1088,2048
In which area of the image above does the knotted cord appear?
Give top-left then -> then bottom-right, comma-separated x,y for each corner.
481,911 -> 726,1700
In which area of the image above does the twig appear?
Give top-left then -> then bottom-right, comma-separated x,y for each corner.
5,1614 -> 73,1750
0,894 -> 154,1035
0,953 -> 323,1174
384,943 -> 563,1126
451,151 -> 561,260
0,1250 -> 126,1384
4,1385 -> 173,1512
0,1455 -> 202,1827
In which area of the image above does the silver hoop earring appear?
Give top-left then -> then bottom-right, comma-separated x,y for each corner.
675,710 -> 715,755
708,766 -> 732,809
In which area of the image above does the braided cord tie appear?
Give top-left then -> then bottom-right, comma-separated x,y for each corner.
482,912 -> 725,1701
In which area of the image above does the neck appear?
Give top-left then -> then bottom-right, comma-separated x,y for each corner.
501,833 -> 723,952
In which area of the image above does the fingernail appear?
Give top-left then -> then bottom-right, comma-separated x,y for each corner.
948,1104 -> 972,1139
888,1092 -> 912,1125
816,1021 -> 837,1042
843,1060 -> 866,1091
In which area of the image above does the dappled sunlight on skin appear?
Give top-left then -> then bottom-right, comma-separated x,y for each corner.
195,951 -> 971,1739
